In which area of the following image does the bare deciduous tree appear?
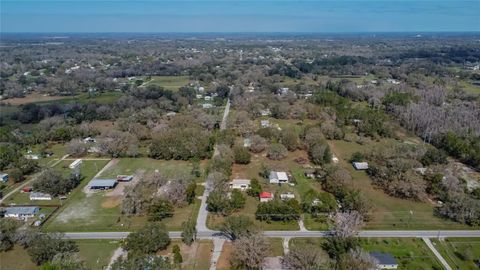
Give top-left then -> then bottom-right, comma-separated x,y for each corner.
333,211 -> 364,238
283,243 -> 330,270
231,232 -> 269,270
337,248 -> 378,270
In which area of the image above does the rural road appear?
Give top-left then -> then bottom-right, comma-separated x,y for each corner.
196,98 -> 231,233
63,230 -> 480,240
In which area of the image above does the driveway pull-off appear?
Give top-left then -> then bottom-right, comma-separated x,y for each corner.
422,237 -> 452,270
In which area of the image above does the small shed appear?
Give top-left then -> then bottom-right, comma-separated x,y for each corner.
260,109 -> 271,116
304,169 -> 317,179
370,252 -> 398,269
280,192 -> 295,200
352,162 -> 369,170
30,192 -> 52,201
22,186 -> 33,193
117,175 -> 134,182
69,159 -> 83,169
89,179 -> 117,190
259,191 -> 274,203
260,120 -> 270,128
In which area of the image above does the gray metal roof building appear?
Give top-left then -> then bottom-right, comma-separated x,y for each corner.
89,179 -> 117,189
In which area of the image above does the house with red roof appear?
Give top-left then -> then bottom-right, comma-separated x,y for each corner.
259,191 -> 274,202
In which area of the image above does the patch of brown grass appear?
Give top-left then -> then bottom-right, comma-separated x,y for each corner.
101,196 -> 122,208
217,242 -> 234,270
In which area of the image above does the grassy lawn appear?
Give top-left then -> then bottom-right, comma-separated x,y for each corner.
290,237 -> 443,270
0,245 -> 38,270
142,76 -> 190,91
98,158 -> 205,182
230,148 -> 331,231
455,80 -> 480,94
4,159 -> 108,207
216,238 -> 282,270
44,159 -> 202,231
158,239 -> 213,270
360,238 -> 443,270
76,239 -> 120,270
268,237 -> 285,256
431,238 -> 480,270
44,192 -> 201,232
207,195 -> 300,231
329,139 -> 473,230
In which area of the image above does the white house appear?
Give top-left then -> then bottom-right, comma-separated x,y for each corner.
202,103 -> 213,109
280,192 -> 295,200
352,162 -> 369,170
370,252 -> 398,269
269,171 -> 289,184
69,159 -> 82,169
204,96 -> 212,101
243,138 -> 252,148
4,207 -> 39,219
260,120 -> 270,128
196,94 -> 203,99
29,192 -> 52,201
24,154 -> 40,160
229,179 -> 251,190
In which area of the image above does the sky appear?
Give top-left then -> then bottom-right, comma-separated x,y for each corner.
1,0 -> 479,33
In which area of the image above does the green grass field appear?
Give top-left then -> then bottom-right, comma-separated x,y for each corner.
329,139 -> 473,230
159,239 -> 213,270
290,237 -> 443,270
98,158 -> 204,181
76,239 -> 120,270
360,238 -> 443,269
431,238 -> 480,270
44,159 -> 203,231
142,76 -> 190,91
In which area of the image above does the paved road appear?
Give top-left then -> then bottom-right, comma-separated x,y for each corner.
63,230 -> 480,240
423,237 -> 452,270
0,154 -> 69,204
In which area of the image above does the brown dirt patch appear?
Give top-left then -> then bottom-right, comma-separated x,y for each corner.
101,196 -> 122,208
217,242 -> 234,270
1,93 -> 71,106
